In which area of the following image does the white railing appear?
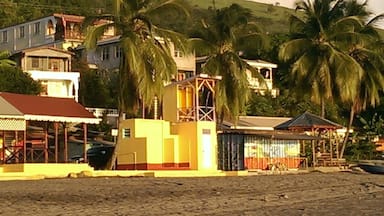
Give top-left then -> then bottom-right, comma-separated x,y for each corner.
86,107 -> 119,118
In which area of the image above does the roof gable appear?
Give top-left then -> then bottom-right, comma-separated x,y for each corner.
274,111 -> 342,130
22,47 -> 73,57
0,96 -> 23,116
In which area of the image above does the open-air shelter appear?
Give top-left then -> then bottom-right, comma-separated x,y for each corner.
274,111 -> 344,166
0,92 -> 101,164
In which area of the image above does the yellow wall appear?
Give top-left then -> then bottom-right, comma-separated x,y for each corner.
163,85 -> 178,122
163,84 -> 195,123
1,163 -> 93,176
172,121 -> 218,170
117,119 -> 181,166
117,119 -> 218,171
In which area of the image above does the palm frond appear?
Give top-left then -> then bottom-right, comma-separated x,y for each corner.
278,38 -> 312,62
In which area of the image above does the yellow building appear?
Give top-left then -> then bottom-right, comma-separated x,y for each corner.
116,74 -> 220,171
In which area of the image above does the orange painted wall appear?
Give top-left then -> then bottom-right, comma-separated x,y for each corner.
245,157 -> 302,170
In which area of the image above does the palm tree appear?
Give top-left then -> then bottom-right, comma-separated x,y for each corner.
337,9 -> 384,158
191,4 -> 269,122
279,0 -> 365,117
84,0 -> 190,169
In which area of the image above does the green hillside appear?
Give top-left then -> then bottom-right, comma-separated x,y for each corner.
187,0 -> 295,33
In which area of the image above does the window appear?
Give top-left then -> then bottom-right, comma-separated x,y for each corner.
122,128 -> 130,138
46,20 -> 54,35
19,26 -> 25,38
2,31 -> 7,43
40,81 -> 48,96
34,22 -> 40,35
104,25 -> 114,35
174,49 -> 183,57
31,57 -> 39,68
101,47 -> 109,60
48,59 -> 59,71
177,72 -> 186,81
114,45 -> 122,58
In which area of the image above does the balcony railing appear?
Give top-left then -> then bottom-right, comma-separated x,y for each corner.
86,108 -> 119,118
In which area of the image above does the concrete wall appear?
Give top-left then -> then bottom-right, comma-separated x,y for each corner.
171,121 -> 218,170
117,119 -> 218,171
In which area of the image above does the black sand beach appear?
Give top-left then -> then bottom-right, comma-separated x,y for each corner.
0,171 -> 383,216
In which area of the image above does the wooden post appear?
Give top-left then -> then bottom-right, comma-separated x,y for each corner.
83,123 -> 87,163
64,125 -> 68,162
45,123 -> 48,163
328,129 -> 333,160
15,130 -> 18,163
54,122 -> 59,163
195,78 -> 199,121
23,130 -> 26,163
1,131 -> 5,164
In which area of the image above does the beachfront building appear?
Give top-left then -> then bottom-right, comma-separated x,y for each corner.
116,74 -> 220,171
218,116 -> 313,171
0,13 -> 114,54
10,47 -> 80,101
0,92 -> 100,166
275,112 -> 347,167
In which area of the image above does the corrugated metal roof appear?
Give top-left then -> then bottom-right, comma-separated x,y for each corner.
274,111 -> 342,130
0,96 -> 23,116
0,92 -> 99,124
219,129 -> 321,140
221,116 -> 291,130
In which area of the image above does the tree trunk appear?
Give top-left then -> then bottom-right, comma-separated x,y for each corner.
153,96 -> 159,120
320,97 -> 325,118
340,106 -> 355,159
106,111 -> 124,170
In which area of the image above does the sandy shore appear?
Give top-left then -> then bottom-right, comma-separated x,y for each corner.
0,171 -> 383,216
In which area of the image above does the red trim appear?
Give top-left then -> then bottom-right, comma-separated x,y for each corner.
117,162 -> 190,170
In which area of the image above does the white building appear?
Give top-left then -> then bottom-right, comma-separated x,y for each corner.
0,13 -> 114,54
11,47 -> 80,101
196,57 -> 279,97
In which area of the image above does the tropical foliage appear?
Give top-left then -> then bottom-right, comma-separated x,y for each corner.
191,4 -> 269,121
83,0 -> 191,169
0,51 -> 41,95
279,0 -> 368,117
84,0 -> 190,117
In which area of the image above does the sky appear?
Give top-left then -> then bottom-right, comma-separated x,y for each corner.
247,0 -> 384,28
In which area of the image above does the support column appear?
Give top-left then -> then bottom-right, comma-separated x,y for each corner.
45,123 -> 49,163
54,122 -> 59,163
23,130 -> 26,163
64,125 -> 68,162
73,78 -> 79,102
83,123 -> 87,163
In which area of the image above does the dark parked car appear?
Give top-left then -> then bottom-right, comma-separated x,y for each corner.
87,144 -> 115,170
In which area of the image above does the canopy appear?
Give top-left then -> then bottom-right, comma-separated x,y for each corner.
274,111 -> 342,130
0,92 -> 101,125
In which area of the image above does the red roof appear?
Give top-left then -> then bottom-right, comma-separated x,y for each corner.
0,92 -> 95,119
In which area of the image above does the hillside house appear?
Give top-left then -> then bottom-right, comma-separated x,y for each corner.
11,47 -> 80,101
196,57 -> 279,97
76,36 -> 196,80
0,13 -> 115,54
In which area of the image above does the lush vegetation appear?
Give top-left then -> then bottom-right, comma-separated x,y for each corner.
0,51 -> 41,94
